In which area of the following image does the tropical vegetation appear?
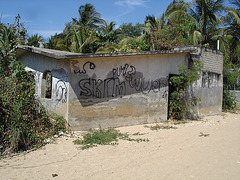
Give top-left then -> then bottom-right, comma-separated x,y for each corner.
1,0 -> 240,154
0,15 -> 67,155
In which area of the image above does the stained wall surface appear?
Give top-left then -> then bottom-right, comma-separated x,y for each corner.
194,48 -> 223,116
17,53 -> 70,121
17,46 -> 224,130
68,54 -> 187,130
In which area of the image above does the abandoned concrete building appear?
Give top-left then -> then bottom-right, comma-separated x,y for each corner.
16,45 -> 223,130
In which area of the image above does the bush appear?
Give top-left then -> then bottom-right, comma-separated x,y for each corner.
50,114 -> 67,135
169,61 -> 203,119
152,21 -> 190,50
222,57 -> 238,111
0,61 -> 54,154
0,15 -> 66,155
222,90 -> 237,111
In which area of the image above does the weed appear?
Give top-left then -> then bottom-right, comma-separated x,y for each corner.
73,128 -> 149,150
144,124 -> 177,131
172,121 -> 188,125
199,132 -> 210,137
132,132 -> 145,136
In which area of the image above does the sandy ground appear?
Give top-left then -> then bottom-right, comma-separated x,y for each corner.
0,112 -> 240,180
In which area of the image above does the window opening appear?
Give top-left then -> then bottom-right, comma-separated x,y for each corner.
42,71 -> 52,99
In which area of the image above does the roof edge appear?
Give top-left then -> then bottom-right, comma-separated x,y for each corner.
16,45 -> 222,60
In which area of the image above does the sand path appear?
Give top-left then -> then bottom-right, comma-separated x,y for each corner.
1,112 -> 240,180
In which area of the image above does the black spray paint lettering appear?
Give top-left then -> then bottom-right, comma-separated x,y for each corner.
74,62 -> 96,74
79,78 -> 126,98
56,80 -> 67,103
78,63 -> 168,98
112,64 -> 136,77
127,76 -> 168,94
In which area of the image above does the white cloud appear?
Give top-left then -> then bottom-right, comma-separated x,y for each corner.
115,0 -> 149,8
1,14 -> 10,18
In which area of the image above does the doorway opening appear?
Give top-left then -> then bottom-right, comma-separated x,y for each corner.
167,74 -> 179,119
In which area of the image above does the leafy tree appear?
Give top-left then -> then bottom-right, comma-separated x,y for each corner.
165,0 -> 225,46
118,22 -> 144,39
145,14 -> 166,31
144,15 -> 166,50
151,21 -> 190,50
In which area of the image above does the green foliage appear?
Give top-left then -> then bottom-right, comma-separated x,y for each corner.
0,60 -> 54,154
222,57 -> 238,110
49,114 -> 67,135
0,14 -> 26,64
169,61 -> 203,120
96,35 -> 150,53
144,124 -> 177,130
199,132 -> 210,137
118,22 -> 144,39
0,16 -> 65,155
73,128 -> 149,150
152,21 -> 190,50
165,0 -> 225,45
128,39 -> 150,51
27,34 -> 44,47
222,90 -> 237,110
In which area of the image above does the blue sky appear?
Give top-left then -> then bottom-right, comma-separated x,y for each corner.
1,0 -> 174,39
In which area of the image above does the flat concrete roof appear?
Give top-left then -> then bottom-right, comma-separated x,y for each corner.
16,45 -> 220,60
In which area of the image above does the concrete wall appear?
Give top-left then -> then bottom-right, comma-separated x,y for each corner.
18,53 -> 70,121
17,46 -> 224,130
192,48 -> 223,116
230,90 -> 240,106
68,53 -> 187,130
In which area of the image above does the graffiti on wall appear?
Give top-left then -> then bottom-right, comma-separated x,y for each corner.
56,80 -> 68,103
76,63 -> 168,99
74,62 -> 96,74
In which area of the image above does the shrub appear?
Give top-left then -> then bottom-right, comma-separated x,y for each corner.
0,61 -> 54,154
50,114 -> 67,135
152,21 -> 190,50
169,61 -> 203,119
222,57 -> 238,111
0,15 -> 65,155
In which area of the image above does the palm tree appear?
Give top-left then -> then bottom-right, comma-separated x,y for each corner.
98,21 -> 120,43
27,34 -> 44,47
71,3 -> 104,30
70,27 -> 98,53
47,34 -> 70,51
144,14 -> 167,50
165,0 -> 225,45
224,0 -> 240,39
221,0 -> 240,64
145,14 -> 166,31
66,3 -> 104,53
